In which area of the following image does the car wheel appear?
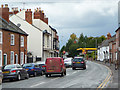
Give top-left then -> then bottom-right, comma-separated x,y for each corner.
17,74 -> 21,81
25,73 -> 29,79
72,67 -> 75,70
61,72 -> 64,76
64,71 -> 66,75
34,72 -> 37,77
9,79 -> 13,82
83,67 -> 86,70
45,74 -> 48,77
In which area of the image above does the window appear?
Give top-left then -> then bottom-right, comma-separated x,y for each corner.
11,34 -> 15,45
15,54 -> 18,64
0,32 -> 2,44
20,52 -> 24,64
25,55 -> 27,63
16,65 -> 22,68
21,36 -> 24,47
0,50 -> 2,66
47,36 -> 49,47
10,51 -> 14,64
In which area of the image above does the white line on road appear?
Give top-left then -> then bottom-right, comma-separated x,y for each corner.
72,71 -> 77,74
30,82 -> 45,88
51,77 -> 60,81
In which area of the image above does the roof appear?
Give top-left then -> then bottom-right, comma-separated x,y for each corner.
98,35 -> 116,48
115,27 -> 120,32
0,16 -> 28,36
49,25 -> 57,33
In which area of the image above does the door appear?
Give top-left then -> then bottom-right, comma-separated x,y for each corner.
15,54 -> 18,64
3,54 -> 7,66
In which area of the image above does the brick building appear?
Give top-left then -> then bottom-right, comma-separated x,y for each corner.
0,4 -> 28,66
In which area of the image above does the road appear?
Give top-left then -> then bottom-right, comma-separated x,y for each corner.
2,61 -> 110,88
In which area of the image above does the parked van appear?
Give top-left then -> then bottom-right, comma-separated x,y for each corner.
45,57 -> 66,77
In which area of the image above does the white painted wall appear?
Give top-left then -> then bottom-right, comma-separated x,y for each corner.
97,46 -> 109,61
10,10 -> 43,62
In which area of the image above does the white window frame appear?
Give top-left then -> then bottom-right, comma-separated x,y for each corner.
11,34 -> 15,45
20,52 -> 24,64
21,36 -> 24,47
0,32 -> 2,44
10,51 -> 14,64
15,54 -> 18,64
3,54 -> 7,65
0,50 -> 2,66
25,55 -> 27,63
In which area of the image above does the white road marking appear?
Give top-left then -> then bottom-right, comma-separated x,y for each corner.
72,71 -> 77,74
67,74 -> 70,76
51,77 -> 60,81
30,82 -> 45,87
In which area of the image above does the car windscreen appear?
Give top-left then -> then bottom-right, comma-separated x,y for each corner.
4,65 -> 15,69
73,58 -> 83,62
23,64 -> 33,67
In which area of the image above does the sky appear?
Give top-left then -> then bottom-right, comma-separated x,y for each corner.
0,0 -> 119,48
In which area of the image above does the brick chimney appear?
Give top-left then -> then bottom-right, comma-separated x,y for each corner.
25,9 -> 32,24
9,7 -> 19,15
44,15 -> 48,24
34,8 -> 44,22
107,33 -> 111,39
0,4 -> 9,23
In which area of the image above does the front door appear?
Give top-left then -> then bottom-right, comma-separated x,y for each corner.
3,54 -> 7,65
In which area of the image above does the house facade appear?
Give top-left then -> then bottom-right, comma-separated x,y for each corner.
0,4 -> 28,66
10,7 -> 59,62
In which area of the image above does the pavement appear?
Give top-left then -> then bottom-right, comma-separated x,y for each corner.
92,60 -> 119,89
2,61 -> 109,89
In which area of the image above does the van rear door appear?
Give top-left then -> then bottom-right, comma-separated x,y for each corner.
46,58 -> 61,73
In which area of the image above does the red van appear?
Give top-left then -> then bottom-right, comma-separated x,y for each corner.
45,57 -> 66,77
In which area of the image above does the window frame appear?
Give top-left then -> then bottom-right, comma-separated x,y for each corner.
21,36 -> 24,47
20,52 -> 24,64
11,34 -> 15,45
10,51 -> 14,64
0,50 -> 2,66
0,31 -> 3,44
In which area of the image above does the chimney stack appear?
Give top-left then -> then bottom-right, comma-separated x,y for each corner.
0,4 -> 9,22
44,15 -> 48,24
107,33 -> 111,39
34,8 -> 44,21
25,9 -> 32,24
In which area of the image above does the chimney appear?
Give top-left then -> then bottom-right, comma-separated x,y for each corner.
44,17 -> 48,24
0,4 -> 9,22
34,8 -> 44,22
25,9 -> 32,24
9,7 -> 19,15
107,33 -> 111,39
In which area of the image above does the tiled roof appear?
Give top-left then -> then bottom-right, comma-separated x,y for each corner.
0,16 -> 28,36
98,35 -> 116,48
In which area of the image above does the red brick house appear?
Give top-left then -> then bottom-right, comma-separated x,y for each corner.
0,4 -> 28,66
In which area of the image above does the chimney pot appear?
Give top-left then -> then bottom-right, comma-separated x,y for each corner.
5,4 -> 8,8
29,9 -> 31,11
1,4 -> 4,8
27,9 -> 28,11
37,8 -> 39,12
42,10 -> 44,13
20,9 -> 21,11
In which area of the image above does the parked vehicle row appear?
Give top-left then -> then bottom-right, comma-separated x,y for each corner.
1,57 -> 86,82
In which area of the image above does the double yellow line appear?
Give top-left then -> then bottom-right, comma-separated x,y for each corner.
97,65 -> 112,90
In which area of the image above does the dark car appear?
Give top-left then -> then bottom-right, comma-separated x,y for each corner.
36,61 -> 46,75
72,57 -> 86,70
2,64 -> 29,81
22,63 -> 42,76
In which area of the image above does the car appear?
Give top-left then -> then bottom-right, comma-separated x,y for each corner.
64,58 -> 73,68
36,61 -> 46,75
0,68 -> 3,84
45,57 -> 66,77
22,63 -> 42,77
72,57 -> 86,70
2,64 -> 29,81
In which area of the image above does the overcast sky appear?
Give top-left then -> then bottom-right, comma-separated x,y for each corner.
0,0 -> 119,48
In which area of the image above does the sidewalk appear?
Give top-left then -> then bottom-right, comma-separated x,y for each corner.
92,60 -> 119,88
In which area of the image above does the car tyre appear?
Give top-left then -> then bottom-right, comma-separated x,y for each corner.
72,67 -> 75,70
25,73 -> 29,79
34,72 -> 37,77
17,74 -> 21,81
83,66 -> 86,70
45,74 -> 48,77
61,72 -> 64,76
64,71 -> 66,75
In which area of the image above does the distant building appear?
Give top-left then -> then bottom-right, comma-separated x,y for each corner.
0,4 -> 28,66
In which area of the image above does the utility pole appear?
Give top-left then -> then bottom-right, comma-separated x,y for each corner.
95,39 -> 97,61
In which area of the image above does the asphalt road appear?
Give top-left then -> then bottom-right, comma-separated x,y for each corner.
2,61 -> 110,88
